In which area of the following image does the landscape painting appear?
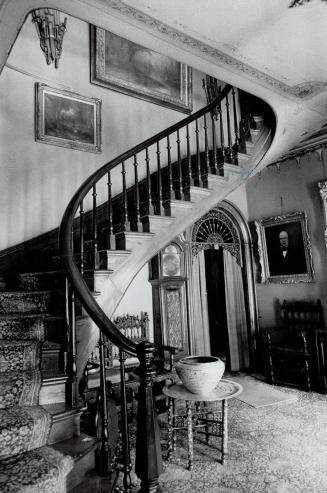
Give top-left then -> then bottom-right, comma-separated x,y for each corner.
35,83 -> 102,153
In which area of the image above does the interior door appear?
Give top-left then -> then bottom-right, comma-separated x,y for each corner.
204,248 -> 230,367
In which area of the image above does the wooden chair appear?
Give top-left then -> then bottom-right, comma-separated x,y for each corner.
264,299 -> 324,391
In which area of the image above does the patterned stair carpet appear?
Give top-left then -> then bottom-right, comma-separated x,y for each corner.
113,382 -> 327,493
0,290 -> 73,492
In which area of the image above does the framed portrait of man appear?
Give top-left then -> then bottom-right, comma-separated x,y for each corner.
255,211 -> 314,283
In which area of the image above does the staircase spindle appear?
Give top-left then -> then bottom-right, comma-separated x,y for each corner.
119,350 -> 132,490
156,141 -> 162,215
225,93 -> 232,163
121,161 -> 130,232
92,184 -> 98,269
107,171 -> 115,250
145,147 -> 155,215
186,124 -> 192,188
79,201 -> 84,275
133,154 -> 142,231
232,87 -> 239,164
95,331 -> 110,476
176,129 -> 183,199
65,277 -> 78,408
203,114 -> 210,184
211,117 -> 218,174
195,119 -> 201,186
166,135 -> 175,200
219,101 -> 225,167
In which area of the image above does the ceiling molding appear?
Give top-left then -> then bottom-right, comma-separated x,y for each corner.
106,0 -> 327,100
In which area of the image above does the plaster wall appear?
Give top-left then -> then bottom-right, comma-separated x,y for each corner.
0,13 -> 208,252
246,151 -> 327,327
113,263 -> 154,341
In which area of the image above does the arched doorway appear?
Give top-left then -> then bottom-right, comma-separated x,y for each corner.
186,201 -> 257,371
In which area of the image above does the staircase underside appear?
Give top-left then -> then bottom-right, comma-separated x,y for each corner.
75,124 -> 272,380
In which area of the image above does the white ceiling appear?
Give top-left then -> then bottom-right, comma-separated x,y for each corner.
125,0 -> 327,88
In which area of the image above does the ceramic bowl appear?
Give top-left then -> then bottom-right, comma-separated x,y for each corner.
175,355 -> 225,395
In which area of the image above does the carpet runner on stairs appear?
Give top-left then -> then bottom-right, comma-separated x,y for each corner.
0,288 -> 74,492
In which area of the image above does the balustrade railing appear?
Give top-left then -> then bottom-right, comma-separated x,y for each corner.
59,82 -> 257,492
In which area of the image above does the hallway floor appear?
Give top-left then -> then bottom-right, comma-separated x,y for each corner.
72,377 -> 327,493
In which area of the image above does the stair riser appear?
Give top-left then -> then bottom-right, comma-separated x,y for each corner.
0,316 -> 67,344
39,378 -> 67,405
0,341 -> 40,372
47,411 -> 83,445
67,447 -> 96,491
42,349 -> 66,373
0,291 -> 65,315
0,316 -> 45,341
19,271 -> 65,291
98,250 -> 131,272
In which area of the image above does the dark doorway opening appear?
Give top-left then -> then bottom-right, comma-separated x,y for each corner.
204,248 -> 230,369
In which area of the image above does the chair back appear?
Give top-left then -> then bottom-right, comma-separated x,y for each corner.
282,299 -> 324,332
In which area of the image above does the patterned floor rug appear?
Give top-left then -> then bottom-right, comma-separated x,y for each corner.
114,379 -> 327,493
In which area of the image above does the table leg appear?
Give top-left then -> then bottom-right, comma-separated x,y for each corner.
167,396 -> 173,460
172,398 -> 176,452
186,400 -> 193,471
221,399 -> 228,464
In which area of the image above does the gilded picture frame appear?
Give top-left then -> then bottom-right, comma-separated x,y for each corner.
90,26 -> 192,114
255,211 -> 314,284
35,83 -> 102,153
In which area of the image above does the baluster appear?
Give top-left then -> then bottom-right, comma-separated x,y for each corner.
79,201 -> 84,275
92,184 -> 98,269
65,276 -> 78,407
121,161 -> 130,232
225,92 -> 232,163
211,116 -> 218,174
95,331 -> 110,476
203,114 -> 210,185
107,171 -> 115,250
176,130 -> 183,200
119,350 -> 132,490
195,119 -> 201,186
156,142 -> 162,215
219,100 -> 225,169
134,154 -> 142,231
135,341 -> 163,492
232,87 -> 239,150
145,147 -> 155,215
186,124 -> 192,190
166,135 -> 175,200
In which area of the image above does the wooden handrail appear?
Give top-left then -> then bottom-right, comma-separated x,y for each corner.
59,84 -> 232,356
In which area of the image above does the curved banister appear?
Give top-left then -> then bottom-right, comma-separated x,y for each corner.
59,84 -> 232,357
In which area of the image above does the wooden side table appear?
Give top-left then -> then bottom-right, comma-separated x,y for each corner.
163,379 -> 242,470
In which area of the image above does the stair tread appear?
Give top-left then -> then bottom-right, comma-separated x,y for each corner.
52,433 -> 97,459
0,446 -> 74,492
19,270 -> 64,277
42,402 -> 86,417
42,370 -> 68,381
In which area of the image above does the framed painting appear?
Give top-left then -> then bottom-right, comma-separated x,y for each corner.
35,83 -> 102,153
255,211 -> 314,284
90,26 -> 192,114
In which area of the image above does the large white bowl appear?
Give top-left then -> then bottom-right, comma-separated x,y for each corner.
175,355 -> 225,395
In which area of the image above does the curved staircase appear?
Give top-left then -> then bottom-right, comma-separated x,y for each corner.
0,86 -> 273,492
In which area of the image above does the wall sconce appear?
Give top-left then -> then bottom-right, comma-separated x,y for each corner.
32,9 -> 67,68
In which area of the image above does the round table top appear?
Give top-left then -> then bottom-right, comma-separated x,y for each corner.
163,378 -> 243,402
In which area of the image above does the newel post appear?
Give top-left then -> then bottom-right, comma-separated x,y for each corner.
135,341 -> 163,493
